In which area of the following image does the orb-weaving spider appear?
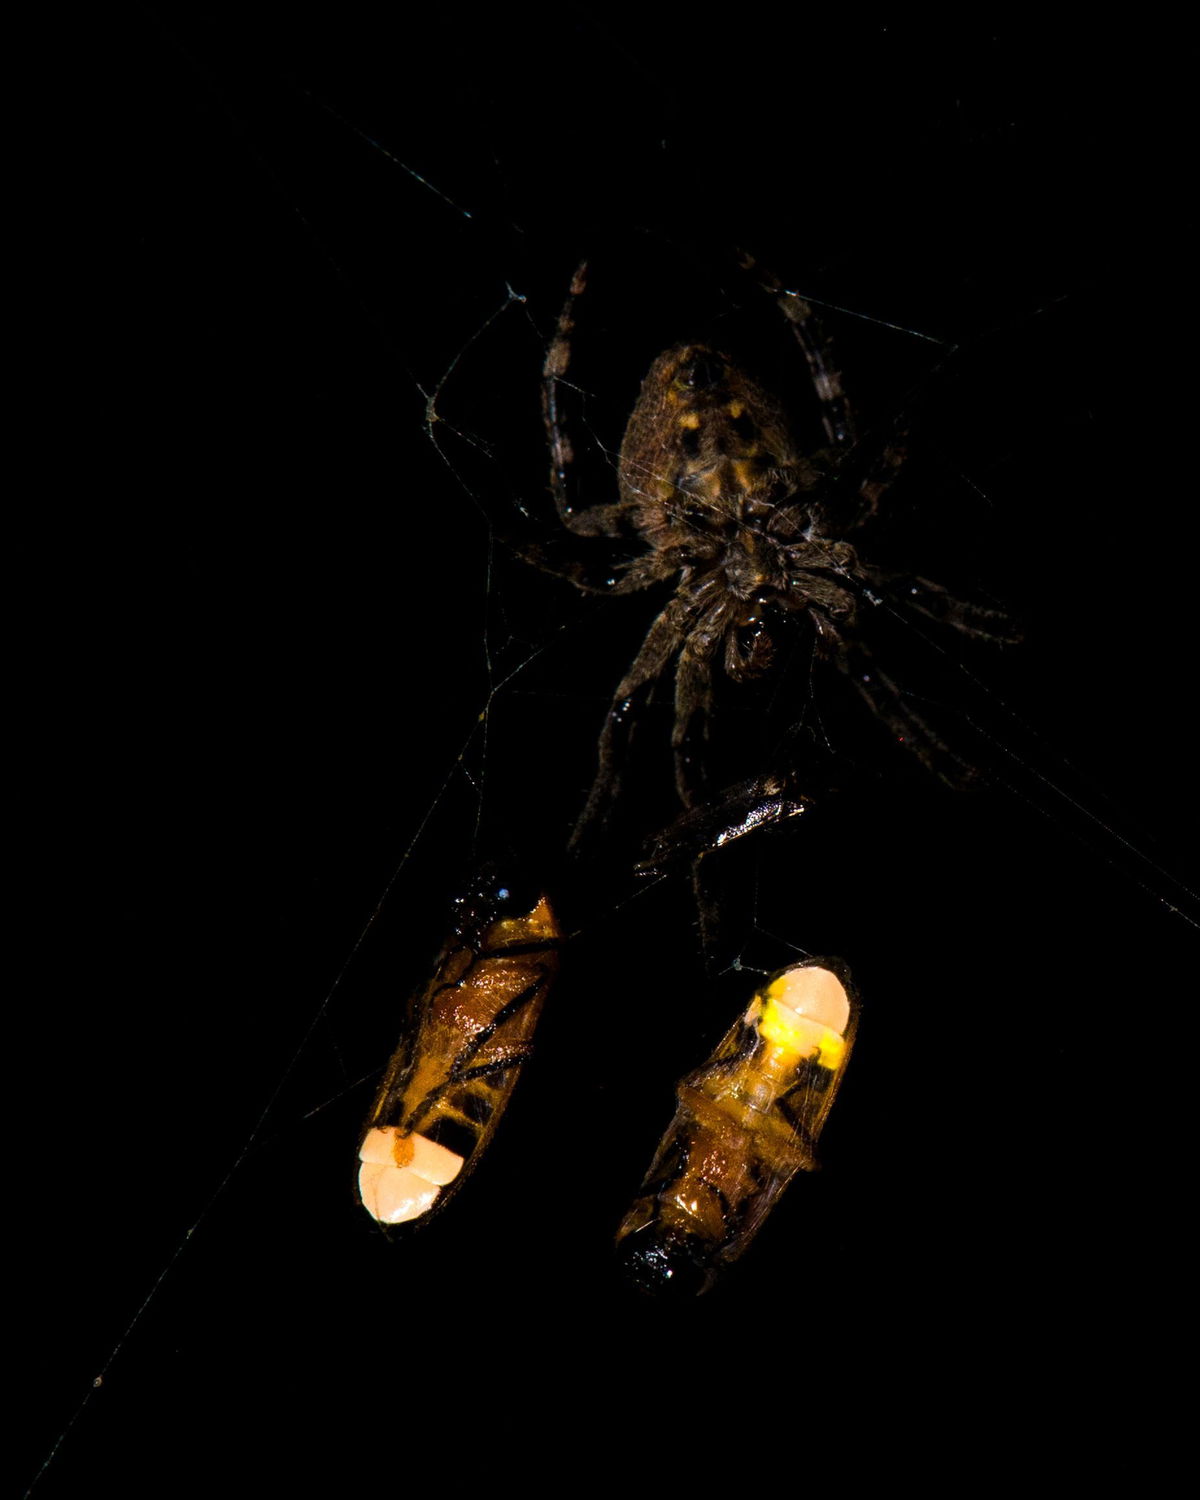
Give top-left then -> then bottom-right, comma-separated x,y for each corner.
534,253 -> 1014,852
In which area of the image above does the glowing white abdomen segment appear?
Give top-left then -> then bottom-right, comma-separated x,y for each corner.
357,1127 -> 465,1225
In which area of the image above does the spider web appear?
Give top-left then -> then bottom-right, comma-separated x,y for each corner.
27,8 -> 1193,1490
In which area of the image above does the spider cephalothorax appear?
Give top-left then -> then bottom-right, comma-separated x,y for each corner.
539,256 -> 1008,844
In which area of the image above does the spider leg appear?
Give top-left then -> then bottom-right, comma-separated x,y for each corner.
648,761 -> 825,972
737,251 -> 856,449
542,261 -> 639,539
671,599 -> 731,805
853,433 -> 909,522
806,428 -> 911,538
724,614 -> 773,681
826,631 -> 976,784
677,600 -> 804,965
501,532 -> 678,596
739,252 -> 924,543
779,537 -> 859,570
886,573 -> 1021,644
781,563 -> 861,626
740,251 -> 918,541
570,578 -> 723,846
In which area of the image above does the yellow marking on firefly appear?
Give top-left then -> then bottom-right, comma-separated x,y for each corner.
727,400 -> 744,418
391,1132 -> 415,1168
815,1031 -> 845,1070
679,411 -> 701,429
758,994 -> 846,1069
759,995 -> 818,1056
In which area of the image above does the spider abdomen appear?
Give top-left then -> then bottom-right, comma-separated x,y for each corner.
618,343 -> 816,546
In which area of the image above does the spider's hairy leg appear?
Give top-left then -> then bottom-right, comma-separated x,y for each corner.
668,597 -> 740,957
781,561 -> 861,626
886,573 -> 1021,644
671,598 -> 732,806
778,536 -> 860,573
796,421 -> 913,540
570,580 -> 723,849
735,251 -> 913,539
542,260 -> 637,539
829,633 -> 976,784
498,532 -> 677,596
852,433 -> 909,525
736,250 -> 856,450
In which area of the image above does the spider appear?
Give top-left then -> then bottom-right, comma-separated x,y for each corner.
534,254 -> 1012,853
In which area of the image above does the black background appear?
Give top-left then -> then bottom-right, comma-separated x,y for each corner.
25,8 -> 1192,1491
